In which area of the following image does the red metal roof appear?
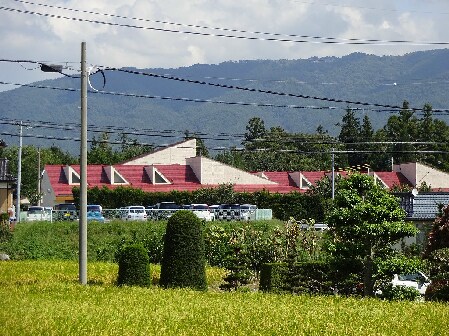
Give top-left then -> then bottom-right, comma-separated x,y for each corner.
374,171 -> 412,189
45,164 -> 413,197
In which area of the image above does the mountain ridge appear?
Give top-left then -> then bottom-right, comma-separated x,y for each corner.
1,48 -> 449,153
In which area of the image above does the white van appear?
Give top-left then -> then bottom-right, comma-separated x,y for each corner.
27,206 -> 52,222
120,206 -> 147,221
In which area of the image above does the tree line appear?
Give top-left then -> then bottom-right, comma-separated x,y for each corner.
1,101 -> 449,205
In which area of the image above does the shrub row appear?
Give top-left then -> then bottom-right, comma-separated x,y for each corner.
72,184 -> 329,221
0,220 -> 284,268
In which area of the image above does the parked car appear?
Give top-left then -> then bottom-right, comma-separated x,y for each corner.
26,206 -> 52,222
239,204 -> 257,221
216,204 -> 241,221
391,272 -> 430,295
189,204 -> 214,221
153,202 -> 181,220
299,223 -> 329,231
87,204 -> 103,213
86,210 -> 106,223
53,203 -> 78,221
120,206 -> 147,221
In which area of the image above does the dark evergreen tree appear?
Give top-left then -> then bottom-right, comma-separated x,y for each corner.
160,210 -> 207,290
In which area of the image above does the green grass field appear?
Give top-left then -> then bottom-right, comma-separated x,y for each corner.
1,260 -> 448,336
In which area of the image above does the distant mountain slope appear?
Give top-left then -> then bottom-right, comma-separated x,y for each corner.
2,49 -> 449,153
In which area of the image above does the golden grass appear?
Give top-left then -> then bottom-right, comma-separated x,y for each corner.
1,261 -> 448,336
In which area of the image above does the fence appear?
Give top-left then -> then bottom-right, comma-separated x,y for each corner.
22,208 -> 273,222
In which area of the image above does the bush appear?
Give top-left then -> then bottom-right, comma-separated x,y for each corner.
378,284 -> 421,301
160,210 -> 207,290
259,263 -> 289,293
116,243 -> 151,287
0,214 -> 12,243
425,279 -> 449,302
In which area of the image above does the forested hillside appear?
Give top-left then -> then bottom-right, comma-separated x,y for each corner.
1,49 -> 449,153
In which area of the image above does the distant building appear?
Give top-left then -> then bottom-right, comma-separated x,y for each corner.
41,139 -> 449,222
0,159 -> 16,217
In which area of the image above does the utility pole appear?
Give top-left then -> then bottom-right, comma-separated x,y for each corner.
332,148 -> 335,199
37,148 -> 41,206
79,41 -> 88,285
16,121 -> 23,222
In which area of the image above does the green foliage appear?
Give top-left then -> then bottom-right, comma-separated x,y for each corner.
0,214 -> 12,243
259,263 -> 289,293
259,261 -> 332,295
116,243 -> 151,287
160,210 -> 207,290
219,228 -> 253,291
326,173 -> 418,296
424,205 -> 449,258
378,284 -> 421,301
425,279 -> 449,302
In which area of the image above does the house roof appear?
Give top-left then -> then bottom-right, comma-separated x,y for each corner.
45,163 -> 416,198
374,171 -> 412,189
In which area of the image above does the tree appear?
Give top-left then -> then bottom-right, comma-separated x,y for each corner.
244,117 -> 266,150
88,132 -> 116,164
160,210 -> 207,290
383,100 -> 420,164
326,173 -> 418,296
338,108 -> 361,168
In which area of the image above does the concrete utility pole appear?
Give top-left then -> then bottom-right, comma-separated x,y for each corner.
16,121 -> 23,222
332,148 -> 335,199
79,41 -> 88,285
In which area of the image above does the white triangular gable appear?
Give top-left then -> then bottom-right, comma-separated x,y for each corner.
144,166 -> 171,185
186,156 -> 277,185
122,139 -> 197,165
104,166 -> 129,185
63,166 -> 80,185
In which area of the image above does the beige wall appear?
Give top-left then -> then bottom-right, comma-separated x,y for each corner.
394,162 -> 449,189
123,139 -> 197,165
187,156 -> 277,185
0,184 -> 13,214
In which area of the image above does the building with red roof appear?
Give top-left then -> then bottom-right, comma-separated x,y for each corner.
40,139 -> 449,207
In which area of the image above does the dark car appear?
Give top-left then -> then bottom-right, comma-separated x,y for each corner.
53,203 -> 78,221
216,204 -> 241,221
153,202 -> 181,220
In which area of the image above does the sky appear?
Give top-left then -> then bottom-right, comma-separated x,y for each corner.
1,0 -> 449,92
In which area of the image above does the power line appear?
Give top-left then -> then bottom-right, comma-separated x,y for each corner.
3,58 -> 449,113
2,4 -> 449,46
104,68 -> 449,112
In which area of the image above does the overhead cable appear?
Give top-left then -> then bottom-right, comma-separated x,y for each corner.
2,5 -> 449,46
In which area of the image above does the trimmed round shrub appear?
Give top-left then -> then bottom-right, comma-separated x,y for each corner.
160,210 -> 207,290
116,243 -> 151,287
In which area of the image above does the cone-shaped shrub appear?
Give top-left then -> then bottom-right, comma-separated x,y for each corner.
160,210 -> 207,290
116,243 -> 151,287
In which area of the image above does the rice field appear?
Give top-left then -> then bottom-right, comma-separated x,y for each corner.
0,261 -> 448,336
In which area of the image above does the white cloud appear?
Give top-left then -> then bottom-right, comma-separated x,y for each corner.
2,0 -> 449,91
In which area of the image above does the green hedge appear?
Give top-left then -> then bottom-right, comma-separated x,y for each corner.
72,185 -> 328,221
116,243 -> 151,287
160,210 -> 207,290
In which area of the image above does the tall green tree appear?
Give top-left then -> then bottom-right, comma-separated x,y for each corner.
383,101 -> 420,164
326,173 -> 418,296
338,108 -> 362,168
